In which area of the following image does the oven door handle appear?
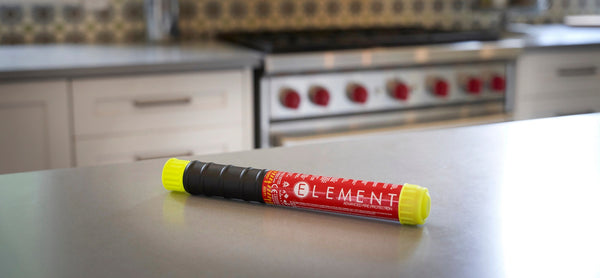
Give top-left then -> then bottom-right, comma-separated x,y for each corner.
273,114 -> 509,147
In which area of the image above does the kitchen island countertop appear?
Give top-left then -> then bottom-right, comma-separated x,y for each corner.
1,114 -> 599,277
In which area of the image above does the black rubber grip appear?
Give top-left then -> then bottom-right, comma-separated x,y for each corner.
182,161 -> 269,203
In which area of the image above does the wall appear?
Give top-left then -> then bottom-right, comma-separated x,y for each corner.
0,0 -> 145,44
0,0 -> 596,44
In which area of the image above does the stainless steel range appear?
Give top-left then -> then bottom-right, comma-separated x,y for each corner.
220,27 -> 522,147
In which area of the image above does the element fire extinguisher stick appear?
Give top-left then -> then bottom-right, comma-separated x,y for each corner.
162,158 -> 431,225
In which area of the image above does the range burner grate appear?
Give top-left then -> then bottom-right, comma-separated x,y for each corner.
218,27 -> 500,53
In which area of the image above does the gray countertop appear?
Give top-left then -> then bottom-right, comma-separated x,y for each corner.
0,41 -> 262,81
1,114 -> 599,277
2,24 -> 600,79
512,23 -> 600,49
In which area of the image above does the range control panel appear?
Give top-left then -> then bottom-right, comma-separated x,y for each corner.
266,63 -> 507,121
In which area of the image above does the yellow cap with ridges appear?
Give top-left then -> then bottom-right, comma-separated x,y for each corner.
398,183 -> 431,225
162,158 -> 190,193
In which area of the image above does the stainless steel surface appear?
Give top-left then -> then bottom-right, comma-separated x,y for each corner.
1,114 -> 599,277
274,113 -> 509,147
269,102 -> 506,134
257,30 -> 518,147
260,61 -> 512,147
266,63 -> 506,121
0,43 -> 261,81
264,39 -> 523,75
145,0 -> 179,42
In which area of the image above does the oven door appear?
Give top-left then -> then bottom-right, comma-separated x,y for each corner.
269,102 -> 509,147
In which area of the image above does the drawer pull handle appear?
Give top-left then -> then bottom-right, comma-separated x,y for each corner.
135,151 -> 194,161
133,97 -> 192,108
557,66 -> 597,77
555,110 -> 596,117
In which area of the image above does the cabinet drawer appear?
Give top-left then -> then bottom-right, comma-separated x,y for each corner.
521,49 -> 600,73
72,70 -> 245,136
75,127 -> 244,167
517,50 -> 600,98
514,94 -> 600,120
518,71 -> 600,99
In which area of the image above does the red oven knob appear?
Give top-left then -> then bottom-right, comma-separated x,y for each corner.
466,77 -> 482,95
347,84 -> 368,104
309,86 -> 330,106
491,75 -> 506,93
432,79 -> 449,97
389,81 -> 410,101
280,89 -> 300,109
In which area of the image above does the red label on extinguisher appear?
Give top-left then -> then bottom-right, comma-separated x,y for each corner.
261,170 -> 403,221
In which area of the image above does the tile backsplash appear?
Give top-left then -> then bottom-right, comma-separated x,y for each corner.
0,0 -> 596,45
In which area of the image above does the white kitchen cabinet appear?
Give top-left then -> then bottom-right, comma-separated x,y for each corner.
71,69 -> 254,166
0,80 -> 72,174
0,68 -> 254,172
514,48 -> 600,119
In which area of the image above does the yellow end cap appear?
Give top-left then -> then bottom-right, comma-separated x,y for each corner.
162,158 -> 190,193
398,183 -> 431,225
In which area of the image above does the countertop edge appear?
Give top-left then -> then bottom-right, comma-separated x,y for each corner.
0,58 -> 262,82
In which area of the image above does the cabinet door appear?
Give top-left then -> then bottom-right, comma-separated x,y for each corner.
0,81 -> 71,173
